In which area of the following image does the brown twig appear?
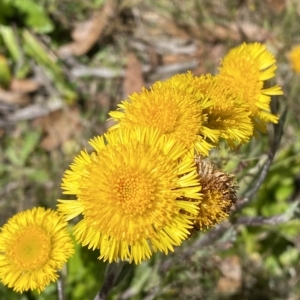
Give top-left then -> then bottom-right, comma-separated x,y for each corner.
236,214 -> 290,226
70,60 -> 198,80
8,101 -> 63,122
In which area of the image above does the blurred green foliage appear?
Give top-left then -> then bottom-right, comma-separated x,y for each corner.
0,0 -> 54,33
0,0 -> 78,102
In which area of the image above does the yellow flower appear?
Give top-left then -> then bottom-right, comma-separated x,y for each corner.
289,45 -> 300,73
58,127 -> 201,264
0,207 -> 74,293
219,43 -> 283,133
109,72 -> 218,156
188,74 -> 253,147
192,156 -> 237,230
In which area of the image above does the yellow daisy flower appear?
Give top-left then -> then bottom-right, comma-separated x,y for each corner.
185,74 -> 253,147
208,76 -> 254,147
147,72 -> 252,148
0,207 -> 74,293
154,72 -> 221,144
58,127 -> 201,264
219,42 -> 283,133
109,72 -> 217,156
192,156 -> 237,230
289,45 -> 300,73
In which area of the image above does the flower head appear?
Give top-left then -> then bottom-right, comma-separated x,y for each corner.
192,156 -> 237,230
109,72 -> 218,156
289,45 -> 300,73
219,43 -> 283,133
0,207 -> 74,293
58,127 -> 201,264
189,74 -> 254,147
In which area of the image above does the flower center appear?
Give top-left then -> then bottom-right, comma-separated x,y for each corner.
8,226 -> 51,271
113,168 -> 156,216
235,58 -> 262,111
146,100 -> 179,134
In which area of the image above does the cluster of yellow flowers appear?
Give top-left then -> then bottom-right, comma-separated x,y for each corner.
0,43 -> 283,293
59,43 -> 282,263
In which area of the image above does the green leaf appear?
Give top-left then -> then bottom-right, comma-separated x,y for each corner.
0,2 -> 14,23
20,130 -> 41,163
0,25 -> 21,62
279,247 -> 299,267
27,169 -> 49,183
23,30 -> 78,103
5,130 -> 41,167
13,0 -> 54,33
0,55 -> 11,88
264,255 -> 283,276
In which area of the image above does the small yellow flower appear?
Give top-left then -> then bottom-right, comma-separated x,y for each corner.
190,74 -> 254,147
219,43 -> 283,133
192,156 -> 237,230
58,127 -> 201,264
109,72 -> 217,156
152,72 -> 253,148
155,72 -> 221,145
0,207 -> 74,293
289,45 -> 300,73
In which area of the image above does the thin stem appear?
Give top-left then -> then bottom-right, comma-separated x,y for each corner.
236,214 -> 290,226
94,262 -> 126,300
57,272 -> 65,300
57,264 -> 68,300
235,106 -> 287,211
160,222 -> 232,273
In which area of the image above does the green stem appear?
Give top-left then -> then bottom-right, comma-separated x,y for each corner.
93,261 -> 129,300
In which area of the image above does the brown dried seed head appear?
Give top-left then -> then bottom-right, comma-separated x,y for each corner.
193,156 -> 237,231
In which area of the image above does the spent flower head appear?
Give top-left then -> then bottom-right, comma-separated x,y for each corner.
58,127 -> 201,264
192,156 -> 237,231
0,207 -> 74,293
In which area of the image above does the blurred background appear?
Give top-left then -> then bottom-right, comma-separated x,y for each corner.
0,0 -> 300,299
